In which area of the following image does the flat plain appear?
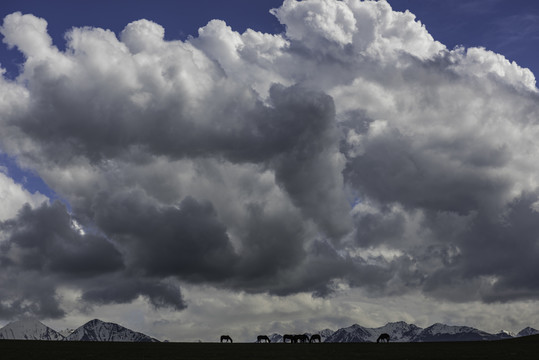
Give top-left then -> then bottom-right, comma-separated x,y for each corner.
1,335 -> 538,360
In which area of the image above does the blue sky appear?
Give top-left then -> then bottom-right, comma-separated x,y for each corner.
2,1 -> 538,77
1,0 -> 539,342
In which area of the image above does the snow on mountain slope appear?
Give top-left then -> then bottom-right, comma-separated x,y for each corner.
65,319 -> 158,342
413,323 -> 498,342
495,330 -> 516,339
325,321 -> 422,342
0,319 -> 65,340
1,318 -> 536,343
318,328 -> 335,342
59,328 -> 75,338
371,321 -> 423,342
325,323 -> 373,342
324,321 -> 523,343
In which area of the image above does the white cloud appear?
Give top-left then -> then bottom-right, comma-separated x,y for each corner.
120,19 -> 165,54
450,46 -> 537,91
0,171 -> 48,221
272,0 -> 445,63
271,0 -> 357,46
0,12 -> 52,57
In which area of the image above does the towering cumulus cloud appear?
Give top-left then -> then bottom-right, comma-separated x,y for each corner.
1,0 -> 539,322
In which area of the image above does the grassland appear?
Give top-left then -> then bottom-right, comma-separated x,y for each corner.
1,335 -> 538,360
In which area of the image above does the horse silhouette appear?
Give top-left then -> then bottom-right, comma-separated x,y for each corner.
283,334 -> 295,343
377,333 -> 390,343
257,335 -> 271,343
310,334 -> 321,343
220,335 -> 233,343
293,334 -> 310,343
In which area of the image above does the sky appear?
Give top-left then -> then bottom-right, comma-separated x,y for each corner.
1,0 -> 539,342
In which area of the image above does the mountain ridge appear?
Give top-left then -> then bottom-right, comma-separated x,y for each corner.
0,319 -> 65,340
325,322 -> 539,343
0,318 -> 157,342
65,319 -> 159,342
1,318 -> 538,342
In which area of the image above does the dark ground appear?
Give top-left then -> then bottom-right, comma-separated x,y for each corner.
1,335 -> 538,360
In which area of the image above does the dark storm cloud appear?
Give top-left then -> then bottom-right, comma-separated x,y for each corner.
268,85 -> 352,239
0,202 -> 121,319
342,122 -> 512,214
232,202 -> 306,287
0,201 -> 189,318
92,190 -> 239,282
0,274 -> 65,319
87,178 -> 344,297
458,193 -> 539,302
81,278 -> 186,310
0,202 -> 123,276
353,208 -> 407,248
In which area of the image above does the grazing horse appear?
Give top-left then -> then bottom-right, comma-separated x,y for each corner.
283,334 -> 295,343
220,335 -> 233,343
310,334 -> 321,343
293,334 -> 310,343
377,333 -> 390,343
257,335 -> 271,343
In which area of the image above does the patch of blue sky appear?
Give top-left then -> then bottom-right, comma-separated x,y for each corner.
0,152 -> 70,209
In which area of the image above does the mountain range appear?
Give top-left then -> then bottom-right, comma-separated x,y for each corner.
0,318 -> 157,342
270,321 -> 539,343
1,318 -> 538,342
323,321 -> 539,342
0,318 -> 64,341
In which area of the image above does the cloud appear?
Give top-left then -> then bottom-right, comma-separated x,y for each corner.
0,202 -> 122,276
0,12 -> 53,57
0,170 -> 48,221
81,277 -> 186,311
271,0 -> 357,47
92,191 -> 239,282
0,200 -> 189,316
0,202 -> 121,318
1,0 -> 539,325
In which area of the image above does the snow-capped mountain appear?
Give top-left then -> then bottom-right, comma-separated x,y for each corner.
325,323 -> 372,343
0,319 -> 65,340
1,318 -> 536,343
59,328 -> 75,338
372,321 -> 423,342
517,327 -> 539,337
495,330 -> 516,339
323,321 -> 533,343
413,323 -> 498,342
65,319 -> 158,342
326,321 -> 422,343
318,328 -> 335,341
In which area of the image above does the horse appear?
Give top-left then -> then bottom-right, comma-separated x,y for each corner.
220,335 -> 233,343
293,334 -> 310,343
376,333 -> 390,343
283,334 -> 295,343
310,334 -> 321,343
257,335 -> 271,343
